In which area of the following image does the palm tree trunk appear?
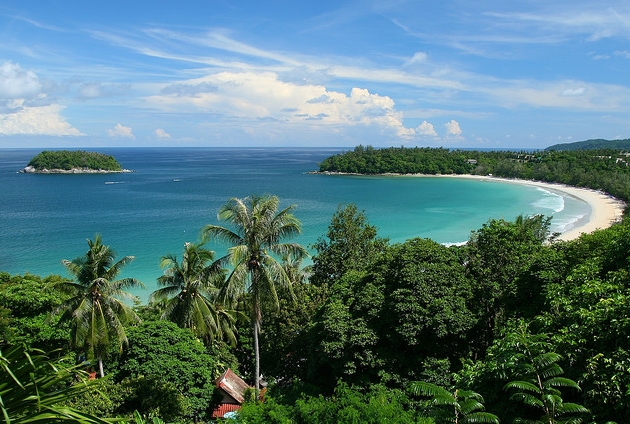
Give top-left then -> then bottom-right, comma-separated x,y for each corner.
98,357 -> 104,378
253,320 -> 260,397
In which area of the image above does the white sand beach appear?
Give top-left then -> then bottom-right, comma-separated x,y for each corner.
438,174 -> 626,241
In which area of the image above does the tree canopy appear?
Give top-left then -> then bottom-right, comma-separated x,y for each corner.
26,150 -> 123,171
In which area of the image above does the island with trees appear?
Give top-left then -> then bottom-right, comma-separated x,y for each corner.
2,143 -> 630,423
20,150 -> 129,173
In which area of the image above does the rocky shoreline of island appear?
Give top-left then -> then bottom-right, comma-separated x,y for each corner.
19,150 -> 132,174
20,165 -> 133,174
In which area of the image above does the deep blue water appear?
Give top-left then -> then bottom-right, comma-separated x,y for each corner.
0,147 -> 590,300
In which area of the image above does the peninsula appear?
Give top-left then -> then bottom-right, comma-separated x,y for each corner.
20,150 -> 131,174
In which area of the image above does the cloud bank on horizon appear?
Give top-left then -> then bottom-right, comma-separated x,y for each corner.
1,0 -> 629,149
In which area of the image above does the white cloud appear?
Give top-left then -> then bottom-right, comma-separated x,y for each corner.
0,102 -> 82,135
561,87 -> 586,96
107,123 -> 135,138
445,119 -> 462,137
147,71 -> 415,139
405,52 -> 429,66
416,120 -> 438,136
0,61 -> 84,136
0,61 -> 41,99
154,128 -> 171,138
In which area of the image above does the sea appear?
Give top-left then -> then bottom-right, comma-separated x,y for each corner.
0,147 -> 590,301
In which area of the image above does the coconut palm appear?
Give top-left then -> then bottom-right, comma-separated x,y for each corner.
201,194 -> 308,393
150,241 -> 239,346
54,234 -> 144,378
281,252 -> 313,287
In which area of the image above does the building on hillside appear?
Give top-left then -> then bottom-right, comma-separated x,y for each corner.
211,368 -> 251,419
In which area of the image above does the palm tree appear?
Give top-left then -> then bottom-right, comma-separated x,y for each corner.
149,241 -> 239,346
201,194 -> 308,394
281,252 -> 312,287
54,234 -> 144,378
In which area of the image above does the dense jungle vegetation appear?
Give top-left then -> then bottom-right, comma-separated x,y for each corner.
2,145 -> 630,423
318,145 -> 630,200
26,150 -> 123,171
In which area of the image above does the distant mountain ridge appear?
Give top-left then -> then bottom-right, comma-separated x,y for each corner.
546,138 -> 630,151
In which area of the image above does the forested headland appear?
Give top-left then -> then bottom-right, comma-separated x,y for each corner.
22,150 -> 125,173
2,146 -> 630,423
318,144 -> 630,202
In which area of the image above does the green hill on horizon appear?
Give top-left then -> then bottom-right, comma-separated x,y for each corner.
545,138 -> 630,151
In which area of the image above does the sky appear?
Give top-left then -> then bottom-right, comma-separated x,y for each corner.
1,0 -> 630,149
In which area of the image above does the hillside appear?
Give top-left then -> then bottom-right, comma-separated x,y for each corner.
545,138 -> 630,151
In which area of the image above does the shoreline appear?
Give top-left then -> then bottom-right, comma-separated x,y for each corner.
314,171 -> 626,241
432,174 -> 626,241
20,166 -> 133,174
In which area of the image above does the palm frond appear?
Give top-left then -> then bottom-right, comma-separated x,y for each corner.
459,398 -> 485,414
0,345 -> 117,423
544,377 -> 581,390
465,412 -> 501,424
505,380 -> 541,394
510,392 -> 544,408
408,381 -> 451,398
556,402 -> 590,414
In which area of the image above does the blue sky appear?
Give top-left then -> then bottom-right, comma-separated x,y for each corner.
1,0 -> 629,149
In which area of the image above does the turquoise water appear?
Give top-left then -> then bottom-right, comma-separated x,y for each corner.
0,147 -> 590,300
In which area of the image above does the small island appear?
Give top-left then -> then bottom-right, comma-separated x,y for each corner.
20,150 -> 131,174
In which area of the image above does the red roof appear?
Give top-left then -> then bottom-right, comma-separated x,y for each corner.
215,368 -> 250,405
212,403 -> 241,419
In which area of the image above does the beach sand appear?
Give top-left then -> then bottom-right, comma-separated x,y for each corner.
438,174 -> 626,241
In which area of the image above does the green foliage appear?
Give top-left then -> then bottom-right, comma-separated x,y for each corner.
0,344 -> 116,423
236,382 -> 421,424
374,238 -> 475,384
115,320 -> 222,422
503,323 -> 589,424
310,203 -> 388,287
0,273 -> 71,349
0,273 -> 68,317
536,221 -> 630,422
259,279 -> 326,386
121,411 -> 165,424
465,215 -> 551,354
65,376 -> 133,419
319,145 -> 474,175
309,237 -> 475,389
308,270 -> 384,390
409,381 -> 499,424
27,150 -> 123,171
